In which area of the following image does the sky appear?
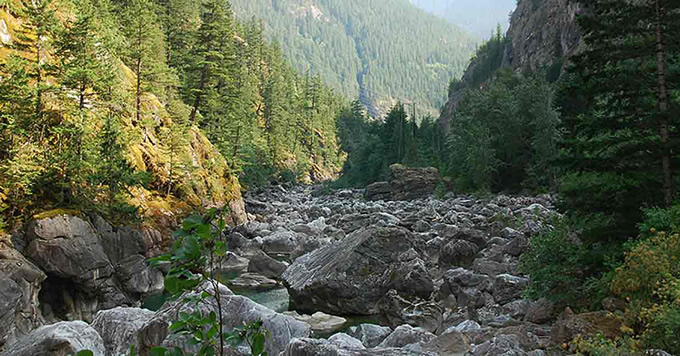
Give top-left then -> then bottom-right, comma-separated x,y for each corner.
409,0 -> 518,39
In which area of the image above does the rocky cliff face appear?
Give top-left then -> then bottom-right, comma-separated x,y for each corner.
440,0 -> 583,128
506,0 -> 583,74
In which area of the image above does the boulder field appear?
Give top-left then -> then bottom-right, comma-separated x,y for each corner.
0,176 -> 630,355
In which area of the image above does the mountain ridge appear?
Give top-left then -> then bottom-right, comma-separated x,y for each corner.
228,0 -> 478,118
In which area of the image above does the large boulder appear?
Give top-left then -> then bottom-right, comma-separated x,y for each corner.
92,307 -> 155,356
0,238 -> 46,349
282,227 -> 434,315
0,321 -> 105,356
25,214 -> 114,292
365,164 -> 440,201
137,282 -> 310,356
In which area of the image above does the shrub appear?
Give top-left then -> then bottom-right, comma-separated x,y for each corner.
520,215 -> 589,306
638,204 -> 680,237
611,232 -> 680,355
520,215 -> 618,308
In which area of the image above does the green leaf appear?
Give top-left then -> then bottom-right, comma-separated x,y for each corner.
207,324 -> 218,339
252,333 -> 266,355
75,351 -> 94,356
182,236 -> 201,260
150,347 -> 168,356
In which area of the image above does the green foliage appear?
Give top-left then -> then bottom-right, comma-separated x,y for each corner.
228,0 -> 478,116
336,101 -> 442,187
149,209 -> 268,356
610,232 -> 680,354
638,204 -> 680,237
447,69 -> 560,193
520,215 -> 591,306
557,0 -> 680,242
569,334 -> 640,356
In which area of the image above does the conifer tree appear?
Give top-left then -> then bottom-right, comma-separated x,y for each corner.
186,0 -> 235,125
119,0 -> 170,123
560,0 -> 680,240
13,0 -> 60,127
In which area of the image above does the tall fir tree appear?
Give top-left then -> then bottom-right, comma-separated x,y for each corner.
559,0 -> 680,241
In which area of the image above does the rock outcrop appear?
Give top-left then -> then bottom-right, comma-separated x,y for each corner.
24,213 -> 163,322
0,237 -> 46,350
365,164 -> 440,201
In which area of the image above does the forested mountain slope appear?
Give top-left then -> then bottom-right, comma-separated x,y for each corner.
0,0 -> 345,230
409,0 -> 516,38
228,0 -> 478,117
440,0 -> 583,128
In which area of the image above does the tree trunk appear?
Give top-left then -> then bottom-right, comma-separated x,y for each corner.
655,0 -> 673,207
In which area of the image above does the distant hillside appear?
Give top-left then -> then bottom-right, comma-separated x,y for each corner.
409,0 -> 516,38
229,0 -> 478,118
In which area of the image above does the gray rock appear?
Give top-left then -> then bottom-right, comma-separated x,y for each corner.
502,300 -> 531,320
380,290 -> 443,333
454,229 -> 487,249
365,165 -> 440,201
114,255 -> 163,296
138,282 -> 310,356
0,242 -> 46,348
454,320 -> 481,332
412,220 -> 432,233
439,240 -> 478,268
494,275 -> 530,304
503,235 -> 530,257
525,298 -> 555,324
328,333 -> 365,349
248,251 -> 288,279
421,328 -> 469,356
262,230 -> 298,255
471,258 -> 514,277
347,324 -> 393,348
217,252 -> 250,273
1,321 -> 105,356
228,273 -> 277,290
470,334 -> 527,356
92,307 -> 155,356
284,311 -> 347,334
25,215 -> 114,291
281,338 -> 437,355
378,325 -> 436,348
283,227 -> 433,315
